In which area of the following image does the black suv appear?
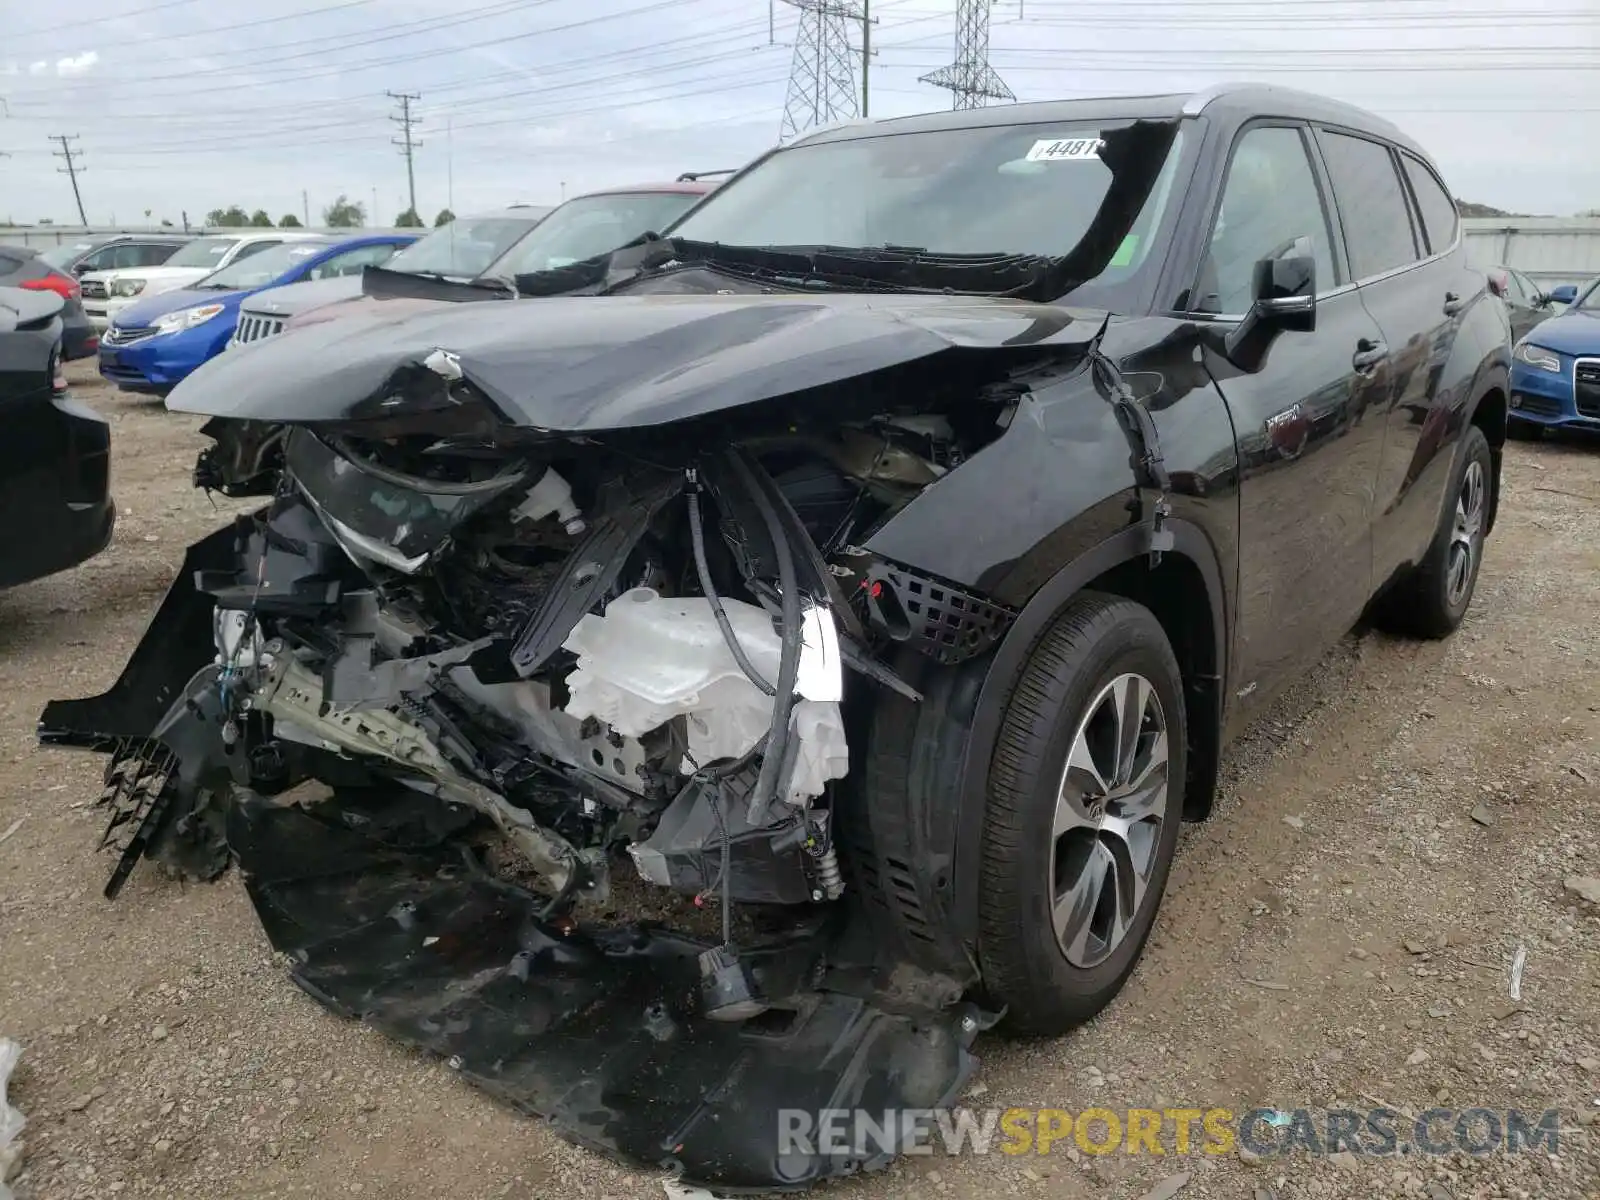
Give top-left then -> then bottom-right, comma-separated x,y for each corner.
42,84 -> 1508,1190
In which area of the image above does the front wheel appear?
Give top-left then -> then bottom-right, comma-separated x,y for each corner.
977,592 -> 1186,1036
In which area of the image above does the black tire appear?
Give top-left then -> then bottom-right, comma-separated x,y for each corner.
978,591 -> 1186,1036
1374,424 -> 1492,639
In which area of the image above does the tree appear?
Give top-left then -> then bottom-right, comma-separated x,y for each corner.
322,194 -> 365,228
249,209 -> 274,227
205,205 -> 251,227
1456,200 -> 1521,219
395,207 -> 424,228
278,214 -> 303,228
433,207 -> 456,227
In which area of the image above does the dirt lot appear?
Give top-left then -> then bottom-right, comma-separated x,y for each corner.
1,365 -> 1596,1200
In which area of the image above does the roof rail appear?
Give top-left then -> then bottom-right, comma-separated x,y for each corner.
676,169 -> 739,182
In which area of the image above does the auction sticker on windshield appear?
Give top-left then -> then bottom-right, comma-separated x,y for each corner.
1025,137 -> 1105,162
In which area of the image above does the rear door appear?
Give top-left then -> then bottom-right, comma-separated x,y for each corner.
1188,121 -> 1390,715
1315,131 -> 1477,585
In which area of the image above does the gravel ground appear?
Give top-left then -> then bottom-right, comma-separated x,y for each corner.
1,365 -> 1596,1200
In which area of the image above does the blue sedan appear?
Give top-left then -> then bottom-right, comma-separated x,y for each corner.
98,233 -> 416,394
1508,276 -> 1600,435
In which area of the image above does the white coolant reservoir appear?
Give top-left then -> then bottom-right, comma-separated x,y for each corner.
560,588 -> 848,803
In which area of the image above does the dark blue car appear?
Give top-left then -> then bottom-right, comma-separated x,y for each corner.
1509,275 -> 1600,435
98,233 -> 417,394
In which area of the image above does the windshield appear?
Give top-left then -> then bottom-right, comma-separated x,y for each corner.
164,237 -> 239,269
1572,279 -> 1600,313
668,119 -> 1188,302
39,242 -> 97,268
386,216 -> 542,279
490,192 -> 704,277
194,241 -> 329,291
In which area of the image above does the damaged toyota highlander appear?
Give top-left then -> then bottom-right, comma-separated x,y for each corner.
40,86 -> 1510,1190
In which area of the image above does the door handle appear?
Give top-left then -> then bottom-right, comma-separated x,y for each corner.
1443,291 -> 1463,316
1352,339 -> 1388,374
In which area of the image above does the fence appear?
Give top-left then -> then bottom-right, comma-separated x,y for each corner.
1461,217 -> 1600,291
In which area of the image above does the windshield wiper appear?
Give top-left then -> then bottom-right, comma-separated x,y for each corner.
658,239 -> 1055,295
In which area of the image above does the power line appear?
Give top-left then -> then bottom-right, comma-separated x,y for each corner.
14,0 -> 678,97
10,0 -> 209,40
78,39 -> 793,155
50,134 -> 87,225
6,15 -> 780,124
389,91 -> 422,220
920,0 -> 1012,109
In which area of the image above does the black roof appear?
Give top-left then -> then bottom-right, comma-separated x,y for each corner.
792,83 -> 1424,158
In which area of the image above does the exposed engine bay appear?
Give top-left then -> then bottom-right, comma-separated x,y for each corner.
39,350 -> 1071,1187
191,398 -> 1010,924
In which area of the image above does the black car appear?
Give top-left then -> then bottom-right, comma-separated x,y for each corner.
35,232 -> 192,279
0,245 -> 99,360
41,84 -> 1508,1190
1487,263 -> 1557,342
0,287 -> 115,588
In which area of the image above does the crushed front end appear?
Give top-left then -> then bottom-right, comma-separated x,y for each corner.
38,345 -> 1036,1189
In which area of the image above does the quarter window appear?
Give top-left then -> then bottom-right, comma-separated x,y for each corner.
1194,124 -> 1336,315
1399,153 -> 1459,255
1318,131 -> 1419,279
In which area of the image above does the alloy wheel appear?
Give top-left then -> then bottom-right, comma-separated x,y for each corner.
1447,459 -> 1486,608
1050,672 -> 1169,969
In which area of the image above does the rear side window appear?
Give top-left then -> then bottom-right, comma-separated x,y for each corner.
1399,154 -> 1458,255
232,240 -> 281,262
132,243 -> 180,267
1317,131 -> 1419,279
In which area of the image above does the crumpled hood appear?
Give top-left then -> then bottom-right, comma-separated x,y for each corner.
166,290 -> 1104,431
1522,309 -> 1600,357
116,286 -> 240,328
241,274 -> 366,318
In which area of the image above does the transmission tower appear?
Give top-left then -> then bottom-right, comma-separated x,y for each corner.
388,90 -> 422,221
919,0 -> 1013,111
779,0 -> 864,142
51,134 -> 88,226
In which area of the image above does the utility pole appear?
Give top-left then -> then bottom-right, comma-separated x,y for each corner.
388,90 -> 422,219
51,134 -> 88,226
301,189 -> 310,226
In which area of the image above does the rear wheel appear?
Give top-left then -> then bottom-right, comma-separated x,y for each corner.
1375,424 -> 1492,639
977,592 -> 1185,1036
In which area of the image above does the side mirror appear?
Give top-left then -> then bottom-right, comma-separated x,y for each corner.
1548,285 -> 1578,307
1224,254 -> 1317,372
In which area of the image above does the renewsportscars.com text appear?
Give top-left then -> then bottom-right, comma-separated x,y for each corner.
778,1106 -> 1563,1159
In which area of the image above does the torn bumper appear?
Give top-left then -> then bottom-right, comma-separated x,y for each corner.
229,790 -> 984,1192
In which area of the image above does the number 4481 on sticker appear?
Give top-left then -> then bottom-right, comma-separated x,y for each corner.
1025,137 -> 1105,162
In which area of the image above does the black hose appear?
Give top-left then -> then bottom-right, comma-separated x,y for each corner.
727,451 -> 803,824
686,478 -> 776,697
323,432 -> 531,497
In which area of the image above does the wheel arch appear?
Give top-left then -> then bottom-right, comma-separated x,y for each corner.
947,518 -> 1229,955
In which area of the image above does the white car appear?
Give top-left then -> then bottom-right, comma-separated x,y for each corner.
80,231 -> 327,331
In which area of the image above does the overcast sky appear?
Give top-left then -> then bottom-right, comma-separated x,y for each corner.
1,0 -> 1596,227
